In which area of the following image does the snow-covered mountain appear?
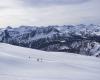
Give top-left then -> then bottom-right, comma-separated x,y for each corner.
0,43 -> 100,80
0,24 -> 100,57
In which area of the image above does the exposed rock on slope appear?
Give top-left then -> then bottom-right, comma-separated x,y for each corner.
0,24 -> 100,57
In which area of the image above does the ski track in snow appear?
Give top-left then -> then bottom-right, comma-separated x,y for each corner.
0,43 -> 100,80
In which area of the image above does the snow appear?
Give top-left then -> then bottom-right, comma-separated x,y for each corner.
0,43 -> 100,80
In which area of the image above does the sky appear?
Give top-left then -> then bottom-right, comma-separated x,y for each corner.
0,0 -> 100,27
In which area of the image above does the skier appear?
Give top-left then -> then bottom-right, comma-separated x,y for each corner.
37,58 -> 39,62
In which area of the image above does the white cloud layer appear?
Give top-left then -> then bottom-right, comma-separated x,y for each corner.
0,0 -> 100,27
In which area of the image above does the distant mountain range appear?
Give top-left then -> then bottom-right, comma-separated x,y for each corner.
0,24 -> 100,57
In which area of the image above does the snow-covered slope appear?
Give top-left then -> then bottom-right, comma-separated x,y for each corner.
0,43 -> 100,80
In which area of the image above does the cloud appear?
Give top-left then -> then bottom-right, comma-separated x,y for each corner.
20,0 -> 90,7
0,0 -> 100,27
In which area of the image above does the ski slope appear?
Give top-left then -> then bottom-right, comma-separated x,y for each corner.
0,43 -> 100,80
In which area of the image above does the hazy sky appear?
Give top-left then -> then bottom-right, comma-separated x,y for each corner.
0,0 -> 100,27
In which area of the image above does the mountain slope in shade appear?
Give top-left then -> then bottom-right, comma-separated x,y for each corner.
0,43 -> 100,80
0,24 -> 100,57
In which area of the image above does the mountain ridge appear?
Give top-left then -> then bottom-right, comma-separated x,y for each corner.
0,24 -> 100,57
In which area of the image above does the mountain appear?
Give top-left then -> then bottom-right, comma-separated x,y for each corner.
0,24 -> 100,57
0,43 -> 100,80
